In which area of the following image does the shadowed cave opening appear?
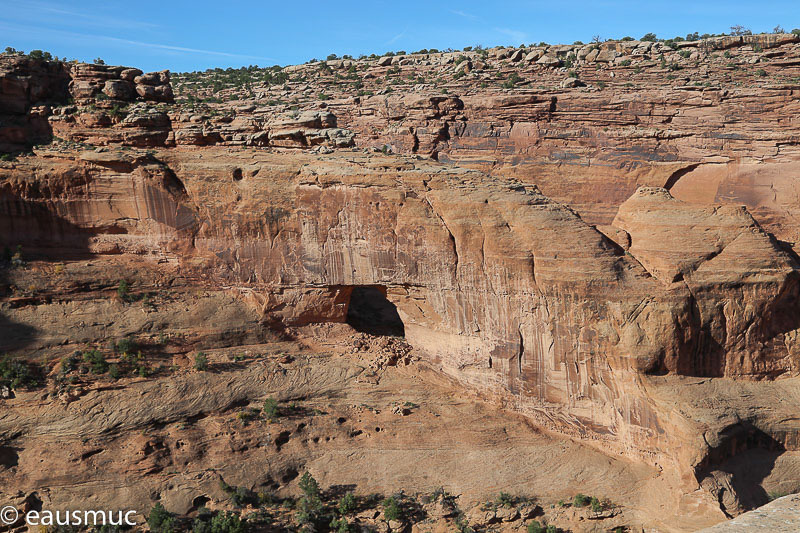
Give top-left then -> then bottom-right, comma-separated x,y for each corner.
345,286 -> 405,337
695,422 -> 788,515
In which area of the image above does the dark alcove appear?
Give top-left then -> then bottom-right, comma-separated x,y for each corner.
345,286 -> 405,337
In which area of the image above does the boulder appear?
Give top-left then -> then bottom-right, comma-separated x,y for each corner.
560,77 -> 584,88
525,49 -> 544,62
536,54 -> 561,66
119,68 -> 143,82
102,80 -> 135,100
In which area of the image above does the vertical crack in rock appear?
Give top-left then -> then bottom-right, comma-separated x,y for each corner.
423,195 -> 459,284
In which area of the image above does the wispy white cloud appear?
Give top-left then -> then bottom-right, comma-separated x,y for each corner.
108,36 -> 277,61
494,27 -> 529,43
386,29 -> 408,45
4,0 -> 159,31
449,9 -> 479,20
0,22 -> 278,62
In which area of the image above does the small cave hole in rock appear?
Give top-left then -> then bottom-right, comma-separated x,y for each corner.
191,495 -> 210,511
345,286 -> 405,337
0,446 -> 19,468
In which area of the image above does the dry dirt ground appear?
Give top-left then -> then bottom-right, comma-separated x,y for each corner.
0,312 -> 725,532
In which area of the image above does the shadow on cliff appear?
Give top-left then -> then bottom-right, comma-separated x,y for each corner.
0,57 -> 69,154
345,286 -> 405,337
695,422 -> 786,515
0,189 -> 92,353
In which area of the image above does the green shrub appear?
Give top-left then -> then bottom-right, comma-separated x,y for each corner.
148,503 -> 176,533
262,397 -> 279,420
641,33 -> 657,41
209,511 -> 248,533
28,49 -> 53,61
330,517 -> 353,533
109,364 -> 121,380
756,68 -> 767,77
502,72 -> 523,89
299,472 -> 320,498
61,354 -> 79,373
231,486 -> 257,507
573,493 -> 590,507
296,472 -> 323,525
82,349 -> 108,374
237,409 -> 258,425
194,352 -> 209,371
117,280 -> 131,301
0,355 -> 41,389
497,492 -> 515,507
527,521 -> 545,533
382,496 -> 402,521
338,492 -> 357,515
590,496 -> 602,512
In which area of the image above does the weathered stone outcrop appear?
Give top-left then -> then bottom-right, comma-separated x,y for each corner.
0,56 -> 175,151
698,493 -> 800,532
172,109 -> 355,148
0,56 -> 69,152
69,63 -> 173,104
614,187 -> 800,377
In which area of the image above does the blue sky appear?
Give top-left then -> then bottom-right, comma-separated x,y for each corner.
1,0 -> 799,72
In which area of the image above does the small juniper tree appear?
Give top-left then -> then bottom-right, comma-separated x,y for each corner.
194,352 -> 209,371
263,397 -> 278,420
338,492 -> 357,515
382,495 -> 402,521
296,472 -> 323,526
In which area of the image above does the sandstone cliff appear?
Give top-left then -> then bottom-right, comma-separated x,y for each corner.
1,36 -> 800,529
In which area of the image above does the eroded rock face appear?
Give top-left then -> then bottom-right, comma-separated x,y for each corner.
70,63 -> 172,104
0,56 -> 175,151
161,32 -> 800,255
3,46 -> 800,525
614,187 -> 800,377
3,147 -> 799,496
0,56 -> 69,152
